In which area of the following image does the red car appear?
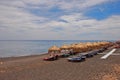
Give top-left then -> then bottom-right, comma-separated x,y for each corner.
43,55 -> 58,61
114,45 -> 120,48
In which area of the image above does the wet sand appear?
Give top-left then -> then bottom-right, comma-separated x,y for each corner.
0,48 -> 120,80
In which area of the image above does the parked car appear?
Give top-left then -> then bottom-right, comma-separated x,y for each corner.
84,52 -> 94,58
114,45 -> 120,48
67,55 -> 86,62
90,50 -> 98,55
60,53 -> 70,58
43,55 -> 58,61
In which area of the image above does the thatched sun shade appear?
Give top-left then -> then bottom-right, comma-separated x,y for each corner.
48,45 -> 60,53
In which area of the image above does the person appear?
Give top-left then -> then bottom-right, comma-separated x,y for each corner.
69,49 -> 74,55
61,49 -> 65,54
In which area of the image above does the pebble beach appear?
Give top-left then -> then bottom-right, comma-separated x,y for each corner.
0,47 -> 120,80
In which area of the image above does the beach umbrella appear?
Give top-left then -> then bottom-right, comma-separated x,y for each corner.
85,42 -> 93,51
60,44 -> 70,54
97,42 -> 105,48
86,42 -> 93,47
77,43 -> 88,52
82,44 -> 89,52
95,42 -> 100,48
70,44 -> 75,49
100,42 -> 107,47
92,42 -> 97,49
73,44 -> 85,53
97,42 -> 103,48
103,41 -> 111,47
75,44 -> 80,53
60,44 -> 70,50
48,45 -> 60,54
92,42 -> 98,49
69,44 -> 76,53
79,45 -> 86,52
72,44 -> 79,53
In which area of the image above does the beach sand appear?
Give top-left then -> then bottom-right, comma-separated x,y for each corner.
0,49 -> 120,80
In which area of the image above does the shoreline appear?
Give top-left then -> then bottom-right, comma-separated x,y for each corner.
0,53 -> 48,62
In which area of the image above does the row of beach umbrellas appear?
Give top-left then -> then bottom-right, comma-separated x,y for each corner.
48,41 -> 112,54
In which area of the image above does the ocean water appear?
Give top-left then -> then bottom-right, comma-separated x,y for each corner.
0,40 -> 108,57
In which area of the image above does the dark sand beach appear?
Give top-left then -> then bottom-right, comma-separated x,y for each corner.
0,48 -> 120,80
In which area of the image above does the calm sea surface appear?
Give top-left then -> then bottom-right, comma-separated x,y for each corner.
0,40 -> 110,57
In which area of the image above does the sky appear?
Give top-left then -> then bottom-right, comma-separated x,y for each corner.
0,0 -> 120,40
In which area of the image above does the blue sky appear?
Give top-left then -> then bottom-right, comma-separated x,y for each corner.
84,0 -> 120,20
0,0 -> 120,40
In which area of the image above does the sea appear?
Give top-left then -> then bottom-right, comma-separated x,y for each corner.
0,40 -> 113,58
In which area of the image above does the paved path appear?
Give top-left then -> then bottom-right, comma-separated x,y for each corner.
101,49 -> 116,59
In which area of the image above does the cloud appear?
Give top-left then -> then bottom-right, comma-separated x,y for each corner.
0,4 -> 48,30
1,0 -> 112,10
41,13 -> 120,40
57,0 -> 110,10
0,0 -> 119,40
